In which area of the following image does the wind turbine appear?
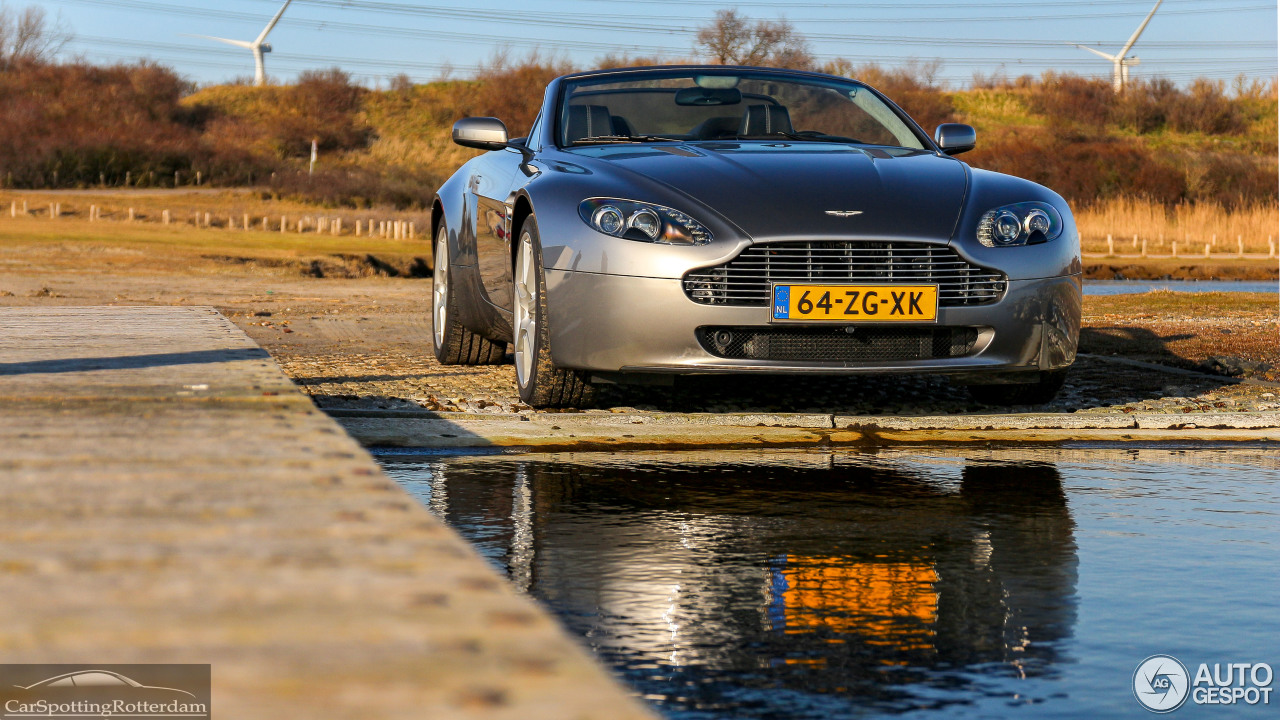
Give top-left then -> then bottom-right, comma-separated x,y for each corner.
1071,0 -> 1163,93
188,0 -> 295,87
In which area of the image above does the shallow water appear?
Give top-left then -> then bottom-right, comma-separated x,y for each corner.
1084,280 -> 1277,295
379,448 -> 1280,719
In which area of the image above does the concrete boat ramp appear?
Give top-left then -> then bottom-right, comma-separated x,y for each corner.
0,306 -> 654,720
2,306 -> 1276,718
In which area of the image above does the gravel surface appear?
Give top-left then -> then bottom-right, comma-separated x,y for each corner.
248,305 -> 1278,418
2,262 -> 1274,419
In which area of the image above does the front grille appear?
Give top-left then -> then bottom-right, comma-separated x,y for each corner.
683,241 -> 1006,306
697,326 -> 980,363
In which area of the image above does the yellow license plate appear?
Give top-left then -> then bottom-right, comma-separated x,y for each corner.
771,284 -> 938,322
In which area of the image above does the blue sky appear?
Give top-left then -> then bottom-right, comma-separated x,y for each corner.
28,0 -> 1280,88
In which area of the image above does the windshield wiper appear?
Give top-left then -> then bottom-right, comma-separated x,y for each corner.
570,134 -> 673,145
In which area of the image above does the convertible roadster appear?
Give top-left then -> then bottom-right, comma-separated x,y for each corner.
431,65 -> 1081,408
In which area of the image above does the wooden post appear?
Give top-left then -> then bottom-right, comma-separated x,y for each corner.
9,201 -> 15,218
175,171 -> 180,187
162,210 -> 171,225
49,203 -> 56,219
262,217 -> 269,231
196,171 -> 202,186
1106,234 -> 1114,256
1237,235 -> 1244,257
22,200 -> 27,214
1140,238 -> 1147,257
128,207 -> 135,222
228,216 -> 235,230
1158,232 -> 1163,248
204,212 -> 211,228
409,222 -> 415,240
1131,233 -> 1138,249
90,204 -> 96,221
281,216 -> 287,233
1203,243 -> 1210,258
243,213 -> 250,231
1270,238 -> 1276,258
1171,241 -> 1178,258
334,218 -> 342,235
355,220 -> 362,237
125,171 -> 131,187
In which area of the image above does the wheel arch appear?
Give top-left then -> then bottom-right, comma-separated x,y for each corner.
511,192 -> 536,270
430,196 -> 446,265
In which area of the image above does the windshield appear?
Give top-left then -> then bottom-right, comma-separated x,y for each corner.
558,70 -> 927,150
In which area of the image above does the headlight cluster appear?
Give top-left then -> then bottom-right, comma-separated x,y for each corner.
976,202 -> 1063,247
578,198 -> 712,246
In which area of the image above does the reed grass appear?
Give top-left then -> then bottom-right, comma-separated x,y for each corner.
1076,197 -> 1278,254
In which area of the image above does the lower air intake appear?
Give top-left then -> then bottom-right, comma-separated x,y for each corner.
697,326 -> 980,363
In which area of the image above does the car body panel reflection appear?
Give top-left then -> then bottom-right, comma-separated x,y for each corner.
385,454 -> 1078,716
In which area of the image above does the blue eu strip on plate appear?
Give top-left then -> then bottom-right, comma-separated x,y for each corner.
773,286 -> 790,319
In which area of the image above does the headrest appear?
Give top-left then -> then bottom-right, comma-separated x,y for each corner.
566,104 -> 612,142
739,105 -> 793,136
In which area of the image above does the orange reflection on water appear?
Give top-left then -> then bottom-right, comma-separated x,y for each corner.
775,556 -> 939,654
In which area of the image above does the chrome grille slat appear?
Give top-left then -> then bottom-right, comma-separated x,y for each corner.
683,241 -> 1007,307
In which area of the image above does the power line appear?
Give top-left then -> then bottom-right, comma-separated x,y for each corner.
54,0 -> 1276,49
70,34 -> 1269,73
258,0 -> 1277,25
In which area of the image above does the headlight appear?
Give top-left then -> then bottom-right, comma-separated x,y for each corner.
976,202 -> 1063,247
579,198 -> 712,245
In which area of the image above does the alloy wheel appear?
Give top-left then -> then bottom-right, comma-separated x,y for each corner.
513,230 -> 536,388
432,228 -> 449,349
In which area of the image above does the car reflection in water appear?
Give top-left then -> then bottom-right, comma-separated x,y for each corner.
385,454 -> 1078,717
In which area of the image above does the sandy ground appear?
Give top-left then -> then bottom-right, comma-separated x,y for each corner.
1,233 -> 1275,418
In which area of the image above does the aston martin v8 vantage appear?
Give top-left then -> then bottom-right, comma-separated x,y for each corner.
431,66 -> 1081,408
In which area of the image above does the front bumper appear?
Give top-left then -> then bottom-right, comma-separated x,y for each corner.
545,269 -> 1081,376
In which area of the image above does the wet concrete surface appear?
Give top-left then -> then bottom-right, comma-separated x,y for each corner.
380,447 -> 1280,719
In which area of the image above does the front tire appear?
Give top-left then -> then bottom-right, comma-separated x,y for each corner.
967,370 -> 1068,406
432,225 -> 506,365
513,215 -> 597,408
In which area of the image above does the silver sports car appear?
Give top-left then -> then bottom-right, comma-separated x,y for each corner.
431,65 -> 1081,408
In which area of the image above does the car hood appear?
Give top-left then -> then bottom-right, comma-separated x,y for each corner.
563,143 -> 969,241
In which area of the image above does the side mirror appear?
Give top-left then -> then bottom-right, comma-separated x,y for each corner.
934,123 -> 976,156
452,117 -> 510,151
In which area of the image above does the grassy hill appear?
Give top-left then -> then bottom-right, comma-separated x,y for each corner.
1,57 -> 1274,223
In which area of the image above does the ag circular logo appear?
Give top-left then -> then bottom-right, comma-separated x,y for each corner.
1134,655 -> 1191,713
